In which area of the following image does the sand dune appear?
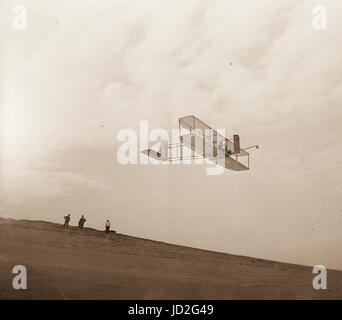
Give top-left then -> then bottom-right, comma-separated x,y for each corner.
0,217 -> 341,299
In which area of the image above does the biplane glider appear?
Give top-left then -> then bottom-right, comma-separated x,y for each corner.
142,115 -> 258,171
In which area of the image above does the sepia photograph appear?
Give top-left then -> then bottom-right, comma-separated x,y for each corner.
1,0 -> 342,308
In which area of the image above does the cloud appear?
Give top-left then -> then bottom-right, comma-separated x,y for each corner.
3,159 -> 115,204
2,0 -> 342,269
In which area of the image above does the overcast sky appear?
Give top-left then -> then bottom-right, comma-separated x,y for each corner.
1,0 -> 342,270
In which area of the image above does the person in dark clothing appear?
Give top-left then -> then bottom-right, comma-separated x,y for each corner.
78,215 -> 86,229
225,146 -> 232,157
64,214 -> 71,228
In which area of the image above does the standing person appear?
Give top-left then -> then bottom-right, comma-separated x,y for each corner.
78,215 -> 86,229
105,220 -> 111,234
64,214 -> 71,228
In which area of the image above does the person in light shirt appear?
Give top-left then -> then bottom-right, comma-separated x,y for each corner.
105,220 -> 111,234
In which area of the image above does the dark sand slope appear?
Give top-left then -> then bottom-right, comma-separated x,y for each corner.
0,217 -> 341,299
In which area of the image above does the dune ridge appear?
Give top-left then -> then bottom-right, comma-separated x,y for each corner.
1,217 -> 341,299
